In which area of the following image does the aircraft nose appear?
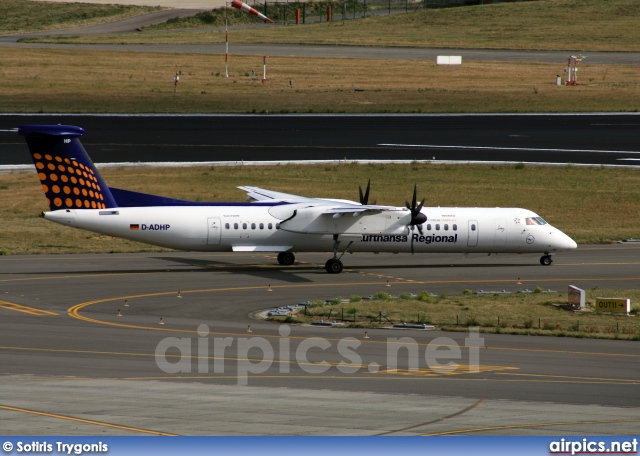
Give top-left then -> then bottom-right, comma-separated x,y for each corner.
566,236 -> 578,250
555,230 -> 577,250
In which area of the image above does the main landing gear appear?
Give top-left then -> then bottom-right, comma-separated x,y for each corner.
277,252 -> 295,266
540,254 -> 553,266
325,234 -> 353,274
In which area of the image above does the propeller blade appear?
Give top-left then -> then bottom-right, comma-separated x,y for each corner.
405,184 -> 427,229
417,224 -> 424,235
411,184 -> 418,211
410,225 -> 415,254
359,179 -> 371,205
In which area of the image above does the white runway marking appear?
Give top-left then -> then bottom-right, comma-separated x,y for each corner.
379,143 -> 640,155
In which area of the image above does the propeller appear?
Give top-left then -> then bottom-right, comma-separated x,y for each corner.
359,179 -> 371,205
405,184 -> 427,254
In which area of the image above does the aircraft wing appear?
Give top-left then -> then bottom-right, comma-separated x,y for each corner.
238,186 -> 392,212
323,206 -> 385,215
238,186 -> 317,203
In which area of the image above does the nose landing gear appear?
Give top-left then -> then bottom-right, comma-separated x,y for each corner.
325,234 -> 352,274
540,254 -> 553,266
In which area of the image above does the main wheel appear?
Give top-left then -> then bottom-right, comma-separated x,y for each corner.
540,255 -> 552,266
277,252 -> 295,266
325,258 -> 343,274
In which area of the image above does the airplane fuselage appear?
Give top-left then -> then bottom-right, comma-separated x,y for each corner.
45,205 -> 576,256
21,124 -> 577,273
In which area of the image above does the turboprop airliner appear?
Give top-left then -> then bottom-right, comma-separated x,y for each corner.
19,125 -> 577,273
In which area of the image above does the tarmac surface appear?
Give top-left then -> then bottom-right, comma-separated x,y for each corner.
1,245 -> 639,435
2,114 -> 640,167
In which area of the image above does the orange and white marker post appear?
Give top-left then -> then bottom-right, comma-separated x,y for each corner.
226,0 -> 273,79
262,56 -> 267,84
225,5 -> 229,78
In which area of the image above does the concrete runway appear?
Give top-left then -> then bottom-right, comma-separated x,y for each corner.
1,245 -> 639,435
2,114 -> 640,167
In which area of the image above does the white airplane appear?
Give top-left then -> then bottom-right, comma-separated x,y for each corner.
19,124 -> 577,273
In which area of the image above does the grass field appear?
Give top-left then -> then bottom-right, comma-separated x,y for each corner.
0,0 -> 163,34
1,162 -> 639,255
4,0 -> 640,113
275,288 -> 640,340
2,48 -> 640,114
21,0 -> 640,52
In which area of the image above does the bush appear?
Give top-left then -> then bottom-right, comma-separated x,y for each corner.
374,291 -> 390,300
350,295 -> 362,302
399,292 -> 413,300
417,291 -> 432,303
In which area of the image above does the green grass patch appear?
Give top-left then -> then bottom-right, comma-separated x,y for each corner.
1,163 -> 639,255
0,0 -> 164,34
294,288 -> 640,339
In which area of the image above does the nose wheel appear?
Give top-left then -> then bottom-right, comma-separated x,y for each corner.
540,254 -> 553,266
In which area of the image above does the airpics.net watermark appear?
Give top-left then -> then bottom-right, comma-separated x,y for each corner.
155,325 -> 484,385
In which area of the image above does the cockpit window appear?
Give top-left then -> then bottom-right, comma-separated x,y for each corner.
526,217 -> 548,226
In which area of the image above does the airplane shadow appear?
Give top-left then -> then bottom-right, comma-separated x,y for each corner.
6,257 -> 539,283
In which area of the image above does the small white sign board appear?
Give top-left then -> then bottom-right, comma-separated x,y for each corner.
437,56 -> 462,65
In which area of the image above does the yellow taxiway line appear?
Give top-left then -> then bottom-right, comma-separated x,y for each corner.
0,404 -> 176,436
0,300 -> 58,316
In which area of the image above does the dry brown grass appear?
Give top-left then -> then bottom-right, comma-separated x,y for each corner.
1,162 -> 639,255
22,0 -> 640,52
1,48 -> 639,113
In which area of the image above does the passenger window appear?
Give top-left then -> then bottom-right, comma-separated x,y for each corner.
259,223 -> 264,230
242,223 -> 247,230
453,224 -> 457,231
444,224 -> 449,231
426,224 -> 431,230
471,224 -> 476,231
251,223 -> 256,230
276,223 -> 280,230
436,224 -> 440,230
234,223 -> 238,230
225,223 -> 230,229
268,223 -> 273,230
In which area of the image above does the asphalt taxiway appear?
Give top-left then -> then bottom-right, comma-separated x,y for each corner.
1,245 -> 639,435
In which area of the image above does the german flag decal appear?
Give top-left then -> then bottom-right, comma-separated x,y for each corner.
130,224 -> 140,230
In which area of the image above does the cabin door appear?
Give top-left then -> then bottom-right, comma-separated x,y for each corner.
207,218 -> 221,245
467,220 -> 478,247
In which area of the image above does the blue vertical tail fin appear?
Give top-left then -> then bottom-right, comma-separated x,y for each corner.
18,125 -> 118,210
